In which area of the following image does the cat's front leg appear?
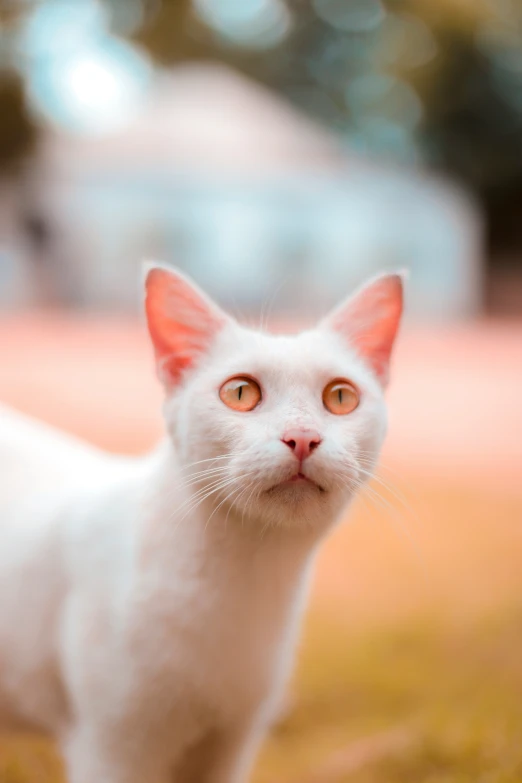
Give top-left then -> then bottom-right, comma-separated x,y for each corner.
174,722 -> 262,783
63,727 -> 169,783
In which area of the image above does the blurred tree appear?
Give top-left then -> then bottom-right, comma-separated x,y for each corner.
129,0 -> 522,259
0,70 -> 38,173
0,0 -> 38,172
1,0 -> 522,261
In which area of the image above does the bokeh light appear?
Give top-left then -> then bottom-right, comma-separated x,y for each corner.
18,0 -> 152,134
193,0 -> 292,49
377,13 -> 438,70
106,0 -> 147,36
345,74 -> 423,131
312,0 -> 386,33
27,42 -> 151,134
19,0 -> 108,57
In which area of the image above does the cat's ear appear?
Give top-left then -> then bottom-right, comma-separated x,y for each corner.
144,262 -> 230,387
320,271 -> 406,386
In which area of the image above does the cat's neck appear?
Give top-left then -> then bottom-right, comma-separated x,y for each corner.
136,440 -> 323,578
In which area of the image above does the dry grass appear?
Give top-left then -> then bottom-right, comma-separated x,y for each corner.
256,610 -> 522,783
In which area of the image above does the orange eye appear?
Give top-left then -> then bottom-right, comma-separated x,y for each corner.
323,380 -> 359,415
219,377 -> 262,412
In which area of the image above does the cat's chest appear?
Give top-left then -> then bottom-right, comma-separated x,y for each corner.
130,531 -> 311,715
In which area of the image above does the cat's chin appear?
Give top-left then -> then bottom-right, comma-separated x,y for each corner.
267,476 -> 325,494
284,472 -> 324,489
264,476 -> 326,498
241,480 -> 346,532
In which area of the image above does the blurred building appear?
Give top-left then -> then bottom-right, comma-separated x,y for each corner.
7,64 -> 483,319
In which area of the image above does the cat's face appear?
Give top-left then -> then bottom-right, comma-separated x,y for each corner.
145,264 -> 404,529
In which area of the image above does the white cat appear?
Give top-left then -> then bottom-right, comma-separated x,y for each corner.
0,263 -> 404,783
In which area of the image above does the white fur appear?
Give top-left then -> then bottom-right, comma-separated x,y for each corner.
0,269 -> 400,783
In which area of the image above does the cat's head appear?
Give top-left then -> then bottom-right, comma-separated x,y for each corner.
144,263 -> 404,529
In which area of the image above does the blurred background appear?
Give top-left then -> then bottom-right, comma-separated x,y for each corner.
1,1 -> 522,782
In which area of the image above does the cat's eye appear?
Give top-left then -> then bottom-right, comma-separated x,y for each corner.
323,380 -> 359,415
219,377 -> 262,412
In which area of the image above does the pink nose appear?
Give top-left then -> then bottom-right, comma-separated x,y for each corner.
282,429 -> 322,462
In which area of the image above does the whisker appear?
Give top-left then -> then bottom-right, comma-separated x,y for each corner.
207,481 -> 255,533
356,462 -> 419,524
169,483 -> 238,537
356,480 -> 427,567
241,481 -> 260,528
258,275 -> 290,332
177,453 -> 242,473
177,470 -> 258,529
177,466 -> 231,488
357,452 -> 411,484
168,475 -> 242,525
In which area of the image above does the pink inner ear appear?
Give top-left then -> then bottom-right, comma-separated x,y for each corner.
329,274 -> 404,385
145,267 -> 227,386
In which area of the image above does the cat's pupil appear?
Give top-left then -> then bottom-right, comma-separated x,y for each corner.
338,389 -> 342,404
238,385 -> 243,401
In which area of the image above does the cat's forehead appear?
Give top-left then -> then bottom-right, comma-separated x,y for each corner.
213,324 -> 374,389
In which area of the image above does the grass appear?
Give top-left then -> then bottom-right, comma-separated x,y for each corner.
255,610 -> 522,782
